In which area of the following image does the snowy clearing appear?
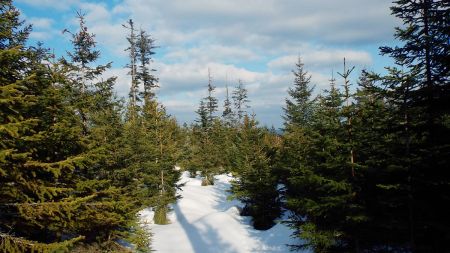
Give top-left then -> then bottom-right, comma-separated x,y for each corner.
139,172 -> 304,253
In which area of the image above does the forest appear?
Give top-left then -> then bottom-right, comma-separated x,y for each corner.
0,0 -> 449,252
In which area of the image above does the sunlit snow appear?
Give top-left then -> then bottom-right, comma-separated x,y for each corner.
140,172 -> 306,253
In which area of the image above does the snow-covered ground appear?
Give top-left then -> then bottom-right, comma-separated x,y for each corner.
139,172 -> 303,253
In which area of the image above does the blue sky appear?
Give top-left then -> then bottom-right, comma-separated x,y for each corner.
16,0 -> 400,127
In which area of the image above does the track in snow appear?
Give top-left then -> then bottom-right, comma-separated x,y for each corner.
139,172 -> 301,253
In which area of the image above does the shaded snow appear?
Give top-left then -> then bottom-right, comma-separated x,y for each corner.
140,172 -> 307,253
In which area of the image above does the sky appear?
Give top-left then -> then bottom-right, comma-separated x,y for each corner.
16,0 -> 400,127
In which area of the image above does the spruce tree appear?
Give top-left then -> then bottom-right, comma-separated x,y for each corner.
285,81 -> 345,252
278,56 -> 315,184
195,99 -> 208,129
205,69 -> 218,125
377,1 -> 450,251
137,29 -> 158,101
232,79 -> 249,123
351,70 -> 405,251
123,19 -> 139,110
283,57 -> 314,128
285,65 -> 369,251
61,13 -> 149,250
222,83 -> 234,126
337,58 -> 356,177
189,72 -> 224,186
141,100 -> 182,224
0,3 -> 86,251
230,115 -> 281,230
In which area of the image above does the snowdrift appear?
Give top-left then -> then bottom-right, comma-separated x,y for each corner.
140,172 -> 306,253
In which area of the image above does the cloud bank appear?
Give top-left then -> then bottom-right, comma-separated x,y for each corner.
18,0 -> 399,127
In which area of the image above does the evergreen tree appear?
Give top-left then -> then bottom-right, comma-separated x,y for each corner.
232,79 -> 249,123
230,115 -> 281,230
121,22 -> 181,227
0,3 -> 86,251
61,12 -> 101,134
285,63 -> 370,251
61,12 -> 149,250
351,70 -> 406,251
205,69 -> 218,125
283,57 -> 314,128
190,119 -> 222,186
123,19 -> 139,110
195,99 -> 208,129
285,82 -> 346,252
137,28 -> 158,101
337,58 -> 356,178
377,1 -> 450,251
278,56 -> 315,184
222,83 -> 234,125
141,100 -> 182,224
189,72 -> 224,186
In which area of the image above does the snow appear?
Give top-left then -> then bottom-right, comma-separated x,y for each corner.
140,172 -> 306,253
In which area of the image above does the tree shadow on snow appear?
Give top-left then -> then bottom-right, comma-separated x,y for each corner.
173,203 -> 238,253
210,177 -> 241,212
209,177 -> 306,252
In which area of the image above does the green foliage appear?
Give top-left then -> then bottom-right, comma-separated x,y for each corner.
232,79 -> 249,124
137,29 -> 158,100
140,100 -> 182,224
283,57 -> 315,128
0,4 -> 181,251
0,233 -> 83,253
376,0 -> 450,251
283,1 -> 450,250
222,84 -> 234,126
2,0 -> 448,252
186,71 -> 281,230
229,116 -> 282,230
205,70 -> 219,124
0,2 -> 90,251
190,73 -> 225,185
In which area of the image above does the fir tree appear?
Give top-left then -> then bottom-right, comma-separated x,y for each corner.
61,12 -> 100,134
351,70 -> 404,251
285,81 -> 345,252
285,66 -> 369,251
377,1 -> 450,251
283,56 -> 314,128
0,3 -> 85,251
141,100 -> 182,224
205,69 -> 218,125
278,56 -> 315,184
222,83 -> 234,126
230,115 -> 282,230
137,28 -> 158,101
232,79 -> 249,123
61,13 -> 149,250
337,58 -> 356,177
123,19 -> 139,110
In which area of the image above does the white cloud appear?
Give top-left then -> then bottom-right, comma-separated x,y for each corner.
153,60 -> 293,125
268,49 -> 372,71
18,0 -> 398,127
81,2 -> 111,23
29,31 -> 52,40
27,17 -> 57,40
28,17 -> 54,29
104,67 -> 130,96
113,0 -> 398,50
165,44 -> 260,64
